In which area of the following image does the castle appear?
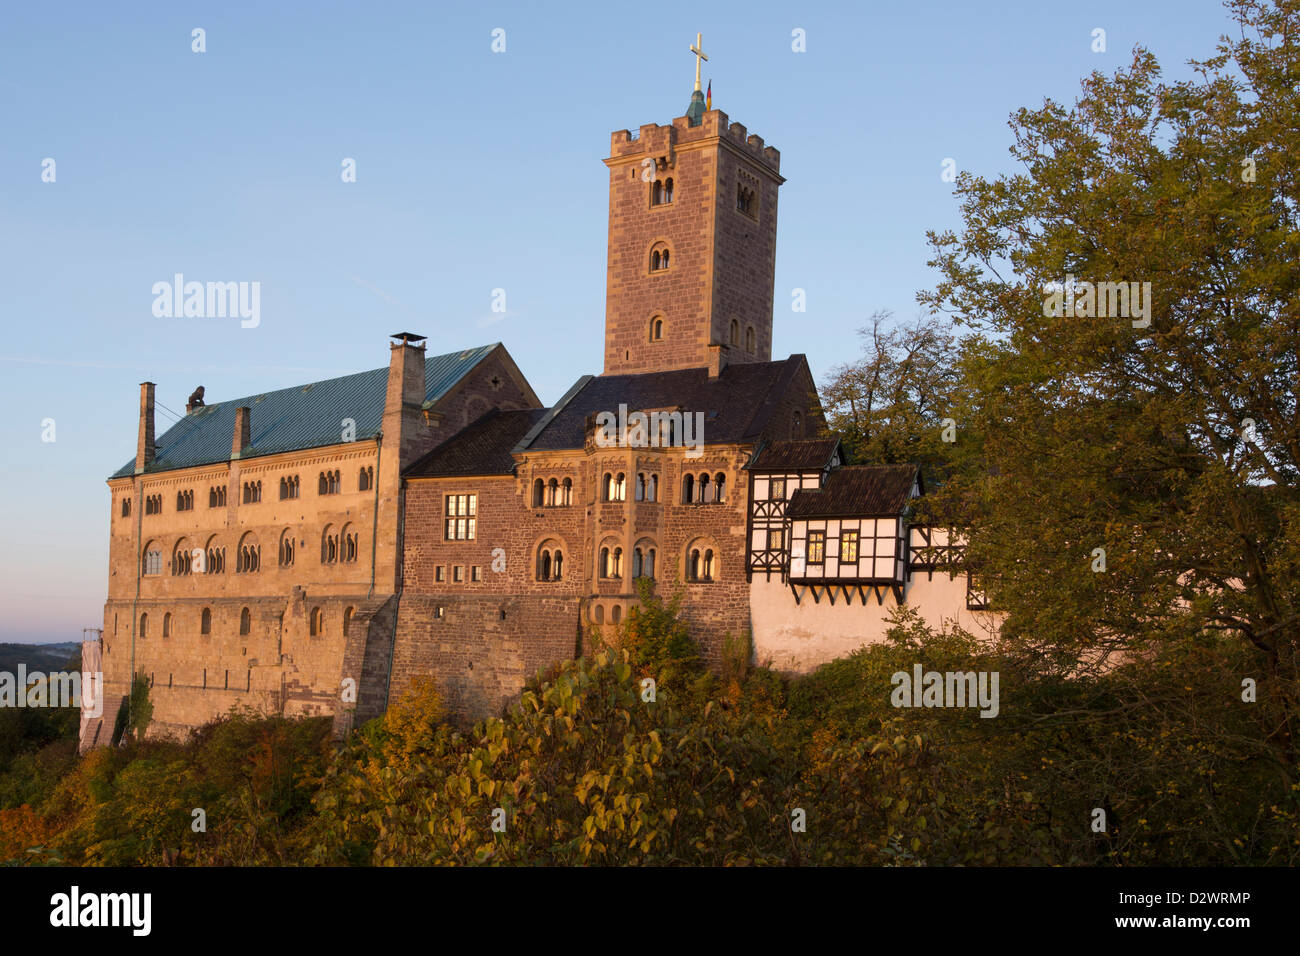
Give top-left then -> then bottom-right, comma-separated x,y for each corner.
85,54 -> 996,748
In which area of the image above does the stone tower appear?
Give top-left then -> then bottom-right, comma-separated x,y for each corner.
601,84 -> 784,376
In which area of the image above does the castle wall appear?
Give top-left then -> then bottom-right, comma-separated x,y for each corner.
749,573 -> 1002,673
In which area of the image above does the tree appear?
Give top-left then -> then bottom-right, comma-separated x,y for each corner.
820,310 -> 961,486
920,0 -> 1300,780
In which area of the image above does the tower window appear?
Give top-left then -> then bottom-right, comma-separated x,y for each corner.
746,325 -> 756,354
730,319 -> 739,347
737,182 -> 758,219
650,316 -> 664,341
649,243 -> 670,272
121,497 -> 131,517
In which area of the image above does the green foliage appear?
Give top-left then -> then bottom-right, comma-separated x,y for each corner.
919,0 -> 1300,783
614,578 -> 701,679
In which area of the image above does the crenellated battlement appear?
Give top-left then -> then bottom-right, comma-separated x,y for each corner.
608,110 -> 781,176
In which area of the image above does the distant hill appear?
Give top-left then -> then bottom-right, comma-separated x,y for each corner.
0,642 -> 81,674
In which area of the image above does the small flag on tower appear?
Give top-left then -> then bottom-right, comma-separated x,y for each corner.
706,80 -> 712,111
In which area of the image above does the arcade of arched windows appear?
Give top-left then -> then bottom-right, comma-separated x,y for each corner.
532,476 -> 574,508
680,471 -> 728,505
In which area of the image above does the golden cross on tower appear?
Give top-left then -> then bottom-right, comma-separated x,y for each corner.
689,32 -> 708,92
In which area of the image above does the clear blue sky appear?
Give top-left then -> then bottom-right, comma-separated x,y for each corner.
0,0 -> 1241,642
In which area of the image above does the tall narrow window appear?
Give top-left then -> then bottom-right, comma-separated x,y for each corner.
344,606 -> 354,634
635,473 -> 645,501
121,498 -> 131,517
139,613 -> 148,637
840,530 -> 859,563
201,607 -> 211,635
714,472 -> 727,503
239,607 -> 251,635
444,494 -> 477,540
561,477 -> 573,506
746,326 -> 756,353
310,608 -> 322,637
808,531 -> 826,564
533,478 -> 545,507
358,467 -> 373,491
650,317 -> 664,341
730,319 -> 739,346
682,473 -> 694,504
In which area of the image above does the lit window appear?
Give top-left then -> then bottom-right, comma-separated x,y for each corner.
444,494 -> 477,540
840,530 -> 859,563
808,531 -> 825,564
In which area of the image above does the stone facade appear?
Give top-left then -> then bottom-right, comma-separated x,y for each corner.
89,87 -> 998,746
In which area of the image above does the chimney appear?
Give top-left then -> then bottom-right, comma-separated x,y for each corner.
707,344 -> 729,380
134,382 -> 155,474
382,332 -> 428,466
231,406 -> 251,459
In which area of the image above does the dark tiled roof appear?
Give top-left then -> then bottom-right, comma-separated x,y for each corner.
748,438 -> 840,472
110,344 -> 501,478
404,408 -> 546,478
787,464 -> 919,518
523,357 -> 808,451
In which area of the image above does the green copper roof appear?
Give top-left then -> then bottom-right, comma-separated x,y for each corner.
685,89 -> 705,127
110,344 -> 500,479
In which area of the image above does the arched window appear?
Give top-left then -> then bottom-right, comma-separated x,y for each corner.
358,467 -> 373,492
342,525 -> 358,562
746,326 -> 756,353
239,607 -> 251,635
730,319 -> 739,346
649,243 -> 670,272
344,606 -> 354,635
652,179 -> 663,205
201,607 -> 211,635
698,473 -> 711,504
715,472 -> 727,503
686,541 -> 717,583
664,177 -> 673,202
318,473 -> 328,495
310,607 -> 323,637
540,550 -> 552,581
645,548 -> 656,578
533,478 -> 545,507
635,473 -> 645,501
236,533 -> 260,573
600,547 -> 611,578
612,547 -> 623,578
602,473 -> 613,501
321,525 -> 339,564
611,605 -> 622,624
594,605 -> 605,624
613,473 -> 626,501
162,612 -> 172,638
650,316 -> 664,341
682,473 -> 693,503
646,474 -> 657,501
139,612 -> 148,637
173,538 -> 193,575
205,535 -> 225,574
279,529 -> 295,567
633,548 -> 643,578
547,478 -> 558,506
553,550 -> 563,580
562,477 -> 573,506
